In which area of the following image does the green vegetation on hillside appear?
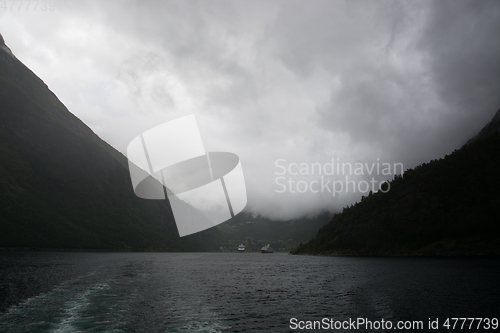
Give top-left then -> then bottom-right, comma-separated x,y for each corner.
291,127 -> 500,256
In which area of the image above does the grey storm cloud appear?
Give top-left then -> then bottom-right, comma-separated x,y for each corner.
1,0 -> 499,220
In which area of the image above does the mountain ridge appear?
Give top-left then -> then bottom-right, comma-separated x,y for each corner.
291,109 -> 500,256
0,33 -> 221,251
466,108 -> 500,145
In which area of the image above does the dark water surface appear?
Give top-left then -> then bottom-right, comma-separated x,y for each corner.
0,252 -> 498,332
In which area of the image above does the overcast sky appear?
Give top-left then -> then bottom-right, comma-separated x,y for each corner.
1,0 -> 499,220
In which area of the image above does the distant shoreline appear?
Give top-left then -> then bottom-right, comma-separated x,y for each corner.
1,247 -> 498,257
290,252 -> 500,258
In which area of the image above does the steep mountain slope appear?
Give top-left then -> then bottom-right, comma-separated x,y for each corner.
0,34 -> 219,251
466,108 -> 500,144
292,110 -> 500,256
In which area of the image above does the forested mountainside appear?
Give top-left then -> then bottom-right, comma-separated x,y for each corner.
292,109 -> 500,256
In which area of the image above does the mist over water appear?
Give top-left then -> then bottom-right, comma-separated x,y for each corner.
1,252 -> 498,332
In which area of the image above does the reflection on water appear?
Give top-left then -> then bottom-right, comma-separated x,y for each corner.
0,252 -> 499,332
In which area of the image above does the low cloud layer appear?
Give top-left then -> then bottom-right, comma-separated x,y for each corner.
1,0 -> 499,220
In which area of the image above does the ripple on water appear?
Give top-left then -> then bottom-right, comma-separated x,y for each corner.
0,253 -> 499,332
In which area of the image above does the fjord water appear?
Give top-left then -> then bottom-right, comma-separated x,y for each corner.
0,252 -> 498,332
